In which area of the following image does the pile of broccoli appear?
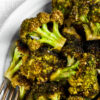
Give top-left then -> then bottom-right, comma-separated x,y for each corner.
4,0 -> 100,100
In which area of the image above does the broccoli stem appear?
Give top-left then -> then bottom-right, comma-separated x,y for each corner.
19,86 -> 26,100
35,22 -> 66,50
83,23 -> 100,40
83,24 -> 93,40
5,60 -> 22,80
8,48 -> 22,70
50,61 -> 79,81
90,22 -> 100,36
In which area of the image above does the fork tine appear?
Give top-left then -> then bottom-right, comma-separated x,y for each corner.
1,83 -> 10,100
14,89 -> 19,100
0,80 -> 7,94
8,87 -> 14,100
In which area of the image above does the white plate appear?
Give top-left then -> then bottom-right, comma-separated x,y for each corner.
0,0 -> 51,84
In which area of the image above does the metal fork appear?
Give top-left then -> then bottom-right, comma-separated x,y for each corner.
0,79 -> 19,100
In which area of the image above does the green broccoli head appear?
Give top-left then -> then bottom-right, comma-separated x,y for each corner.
11,73 -> 31,100
4,41 -> 29,81
68,53 -> 99,99
83,22 -> 100,40
20,10 -> 66,51
26,82 -> 66,100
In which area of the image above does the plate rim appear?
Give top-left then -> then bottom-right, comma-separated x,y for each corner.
0,0 -> 51,84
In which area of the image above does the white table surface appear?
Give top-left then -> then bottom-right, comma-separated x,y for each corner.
0,0 -> 25,28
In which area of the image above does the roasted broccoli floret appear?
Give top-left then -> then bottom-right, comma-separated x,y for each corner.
52,0 -> 73,17
68,53 -> 99,99
4,41 -> 29,81
82,40 -> 100,69
50,58 -> 79,81
68,0 -> 100,40
83,22 -> 100,40
62,27 -> 81,40
67,95 -> 90,100
11,73 -> 31,99
20,47 -> 64,84
50,54 -> 80,82
52,0 -> 89,24
97,97 -> 100,100
20,10 -> 66,51
52,0 -> 100,41
26,82 -> 66,100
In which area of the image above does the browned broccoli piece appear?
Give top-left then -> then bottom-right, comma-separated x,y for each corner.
20,10 -> 66,51
67,95 -> 90,100
90,2 -> 100,22
50,57 -> 79,81
52,0 -> 100,23
26,38 -> 41,51
82,40 -> 100,69
62,41 -> 83,59
26,82 -> 66,100
52,0 -> 100,41
97,97 -> 100,100
69,1 -> 100,40
68,53 -> 99,99
11,73 -> 31,99
4,41 -> 29,81
83,22 -> 100,40
69,0 -> 90,24
52,0 -> 73,17
61,26 -> 84,61
68,0 -> 100,23
20,48 -> 64,84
